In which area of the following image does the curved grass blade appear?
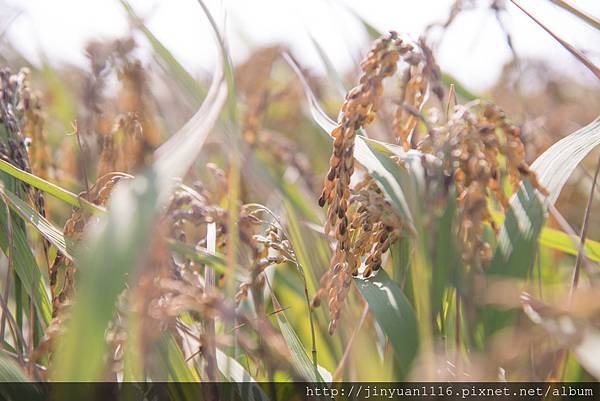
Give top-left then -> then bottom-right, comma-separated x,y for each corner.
216,350 -> 269,401
153,73 -> 227,200
0,187 -> 75,260
52,2 -> 228,380
266,284 -> 324,382
0,159 -> 104,215
355,269 -> 419,379
307,34 -> 347,97
490,208 -> 600,262
120,0 -> 206,107
0,199 -> 51,326
530,117 -> 600,206
0,354 -> 29,382
158,334 -> 201,382
0,354 -> 42,401
539,227 -> 600,262
489,181 -> 545,277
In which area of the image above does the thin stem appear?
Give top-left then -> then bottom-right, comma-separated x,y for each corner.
548,0 -> 600,31
455,291 -> 461,359
510,0 -> 600,80
244,204 -> 319,370
0,293 -> 23,365
548,205 -> 595,278
296,263 -> 318,371
333,304 -> 368,381
0,194 -> 13,340
446,83 -> 456,120
203,222 -> 218,381
568,155 -> 600,305
28,278 -> 34,375
74,121 -> 90,194
0,195 -> 23,367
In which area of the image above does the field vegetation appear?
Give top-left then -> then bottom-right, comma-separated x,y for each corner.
0,0 -> 598,395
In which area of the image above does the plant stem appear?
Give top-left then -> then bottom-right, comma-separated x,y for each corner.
548,0 -> 600,31
568,155 -> 600,305
203,222 -> 218,381
510,0 -> 600,80
0,195 -> 13,341
333,304 -> 368,381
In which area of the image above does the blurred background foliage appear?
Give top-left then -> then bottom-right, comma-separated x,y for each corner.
0,0 -> 598,395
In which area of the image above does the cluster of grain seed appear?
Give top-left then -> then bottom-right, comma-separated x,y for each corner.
161,186 -> 305,377
73,38 -> 159,183
239,51 -> 317,190
318,32 -> 419,334
392,39 -> 442,149
393,65 -> 428,149
152,276 -> 300,378
50,172 -> 131,317
350,178 -> 404,277
0,68 -> 43,189
315,176 -> 403,333
0,67 -> 49,255
18,70 -> 52,181
96,112 -> 144,177
235,211 -> 297,304
423,102 -> 547,266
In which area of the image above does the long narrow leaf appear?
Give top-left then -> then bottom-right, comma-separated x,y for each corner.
0,159 -> 104,215
1,187 -> 75,260
267,286 -> 324,382
530,117 -> 600,206
355,269 -> 419,379
216,350 -> 269,401
51,2 -> 228,380
0,201 -> 51,325
120,0 -> 206,107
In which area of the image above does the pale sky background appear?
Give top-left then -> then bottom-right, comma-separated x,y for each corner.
1,0 -> 599,92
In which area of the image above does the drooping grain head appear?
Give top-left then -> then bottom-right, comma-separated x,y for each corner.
318,32 -> 418,334
421,102 -> 548,267
315,174 -> 404,334
50,172 -> 132,317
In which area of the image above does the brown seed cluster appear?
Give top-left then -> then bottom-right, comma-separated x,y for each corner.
149,275 -> 298,378
318,32 -> 423,333
67,37 -> 159,184
391,39 -> 442,150
0,68 -> 46,198
0,67 -> 49,254
96,112 -> 144,177
316,32 -> 545,333
235,208 -> 296,305
167,185 -> 227,250
239,48 -> 317,191
424,102 -> 548,266
316,175 -> 403,333
50,172 -> 131,317
0,69 -> 31,170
